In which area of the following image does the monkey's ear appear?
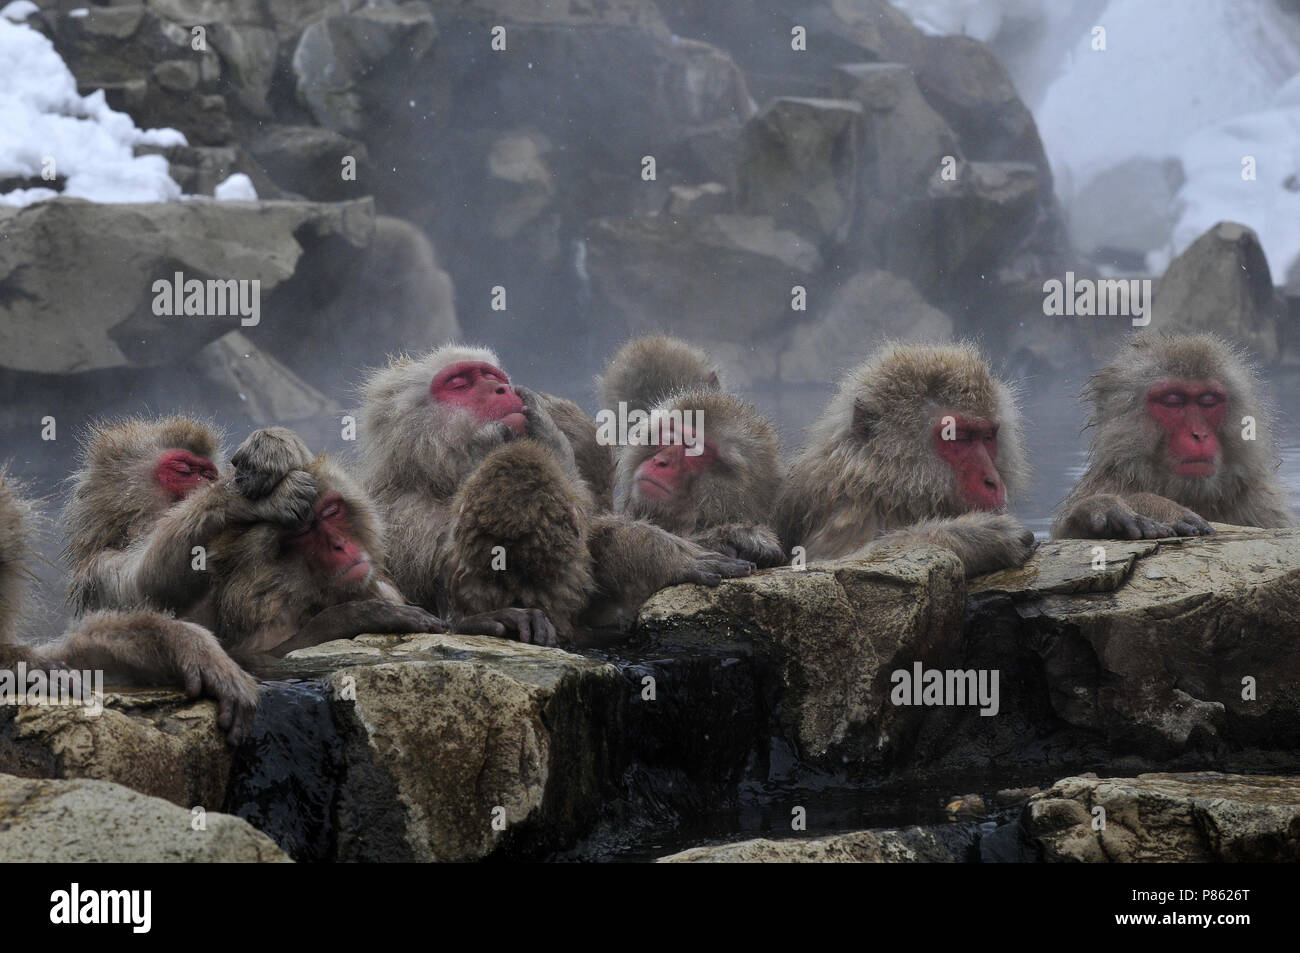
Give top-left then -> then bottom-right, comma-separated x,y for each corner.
707,370 -> 721,389
852,400 -> 879,441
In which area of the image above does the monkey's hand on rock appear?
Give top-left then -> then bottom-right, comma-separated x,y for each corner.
174,622 -> 262,746
272,600 -> 445,657
879,512 -> 1037,577
692,524 -> 786,568
457,608 -> 558,647
231,427 -> 314,500
1061,493 -> 1213,540
675,549 -> 756,586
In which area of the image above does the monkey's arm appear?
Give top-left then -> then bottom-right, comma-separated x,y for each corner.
49,609 -> 260,745
230,427 -> 314,499
269,600 -> 446,657
872,512 -> 1036,577
588,515 -> 755,605
1052,492 -> 1212,540
514,387 -> 582,484
692,523 -> 787,568
92,472 -> 316,612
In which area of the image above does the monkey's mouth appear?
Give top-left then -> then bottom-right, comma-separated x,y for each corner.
636,476 -> 672,500
333,559 -> 372,585
1171,458 -> 1217,478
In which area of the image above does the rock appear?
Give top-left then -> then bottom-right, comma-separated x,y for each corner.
208,22 -> 278,117
0,689 -> 233,809
736,97 -> 862,242
427,0 -> 669,32
1154,222 -> 1283,363
0,773 -> 289,862
1022,773 -> 1300,862
255,215 -> 459,388
586,214 -> 823,341
925,160 -> 1044,290
152,58 -> 199,92
657,824 -> 976,862
971,529 -> 1300,759
136,142 -> 285,198
485,132 -> 557,240
666,182 -> 729,217
246,125 -> 373,201
637,546 -> 967,766
270,633 -> 626,862
292,3 -> 438,136
945,793 -> 986,818
913,35 -> 1051,185
192,331 -> 340,424
0,197 -> 374,374
1070,158 -> 1184,267
778,269 -> 953,385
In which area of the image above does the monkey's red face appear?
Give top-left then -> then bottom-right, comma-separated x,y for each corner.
634,423 -> 717,502
430,361 -> 526,434
933,415 -> 1005,511
1146,379 -> 1226,478
289,492 -> 373,588
155,450 -> 218,500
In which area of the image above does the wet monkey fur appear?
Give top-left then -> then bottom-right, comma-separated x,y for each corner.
775,342 -> 1036,577
1053,333 -> 1294,539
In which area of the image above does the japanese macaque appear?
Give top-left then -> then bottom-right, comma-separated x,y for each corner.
597,334 -> 721,415
209,450 -> 444,657
1053,334 -> 1294,539
613,388 -> 786,567
0,472 -> 259,744
775,342 -> 1036,577
63,417 -> 316,617
358,344 -> 754,642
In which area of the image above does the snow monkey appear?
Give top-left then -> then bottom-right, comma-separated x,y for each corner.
358,344 -> 755,642
597,334 -> 722,416
1053,333 -> 1293,539
1,470 -> 259,744
775,342 -> 1036,577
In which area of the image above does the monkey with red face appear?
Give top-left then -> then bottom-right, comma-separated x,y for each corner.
210,448 -> 443,658
1053,334 -> 1293,538
359,344 -> 755,642
775,342 -> 1035,577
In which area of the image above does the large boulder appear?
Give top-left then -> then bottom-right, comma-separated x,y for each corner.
273,633 -> 626,862
1021,773 -> 1300,862
0,197 -> 374,374
658,824 -> 977,862
0,772 -> 289,862
0,689 -> 233,810
1154,222 -> 1284,363
637,545 -> 967,767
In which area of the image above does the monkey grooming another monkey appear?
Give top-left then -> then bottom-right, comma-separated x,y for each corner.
1,471 -> 259,744
359,344 -> 755,643
775,342 -> 1035,577
1053,333 -> 1293,539
613,388 -> 786,567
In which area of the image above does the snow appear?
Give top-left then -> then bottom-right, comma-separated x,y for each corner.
0,1 -> 37,22
214,173 -> 258,201
0,17 -> 187,206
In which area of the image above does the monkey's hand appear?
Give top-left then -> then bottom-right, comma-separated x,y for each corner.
231,427 -> 314,499
1060,493 -> 1195,540
692,524 -> 787,568
244,468 -> 317,527
457,608 -> 558,647
513,387 -> 581,480
881,512 -> 1037,577
675,548 -> 756,587
171,620 -> 261,746
1124,492 -> 1216,537
273,600 -> 445,657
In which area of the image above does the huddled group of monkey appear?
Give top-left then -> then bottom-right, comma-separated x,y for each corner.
0,331 -> 1292,744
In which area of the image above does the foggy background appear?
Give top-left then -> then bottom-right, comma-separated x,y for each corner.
2,0 -> 1299,633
